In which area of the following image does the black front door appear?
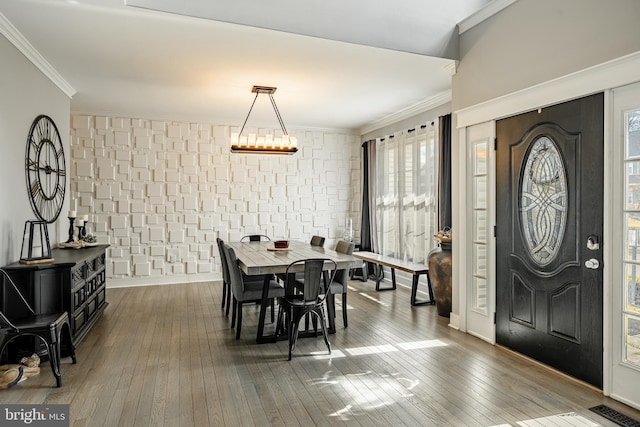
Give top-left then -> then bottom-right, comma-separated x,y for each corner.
495,93 -> 604,388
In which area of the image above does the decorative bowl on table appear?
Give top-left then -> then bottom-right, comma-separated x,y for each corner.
274,240 -> 289,249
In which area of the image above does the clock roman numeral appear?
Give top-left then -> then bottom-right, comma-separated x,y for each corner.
27,159 -> 40,172
39,119 -> 49,141
29,136 -> 41,153
56,183 -> 64,200
30,180 -> 42,198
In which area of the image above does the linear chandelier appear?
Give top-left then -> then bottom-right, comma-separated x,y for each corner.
230,85 -> 298,155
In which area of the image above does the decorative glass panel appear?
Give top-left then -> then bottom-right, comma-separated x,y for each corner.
520,136 -> 568,266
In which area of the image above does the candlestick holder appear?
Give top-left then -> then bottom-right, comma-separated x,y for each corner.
81,221 -> 89,240
66,217 -> 76,243
76,225 -> 84,241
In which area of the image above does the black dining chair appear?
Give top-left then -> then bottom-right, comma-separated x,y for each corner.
291,239 -> 352,330
223,244 -> 284,340
240,234 -> 271,242
310,235 -> 325,247
0,269 -> 77,387
216,237 -> 232,313
327,240 -> 354,328
276,258 -> 337,360
287,234 -> 327,299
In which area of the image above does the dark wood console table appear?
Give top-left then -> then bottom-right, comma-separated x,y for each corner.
1,244 -> 109,347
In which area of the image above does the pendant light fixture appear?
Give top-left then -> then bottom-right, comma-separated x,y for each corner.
230,85 -> 298,154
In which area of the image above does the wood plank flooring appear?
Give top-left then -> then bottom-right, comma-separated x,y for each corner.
1,277 -> 639,426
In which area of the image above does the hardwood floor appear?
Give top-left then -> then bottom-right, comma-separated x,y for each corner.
1,277 -> 639,426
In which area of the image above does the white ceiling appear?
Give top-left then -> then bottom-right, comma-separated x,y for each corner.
0,0 -> 493,132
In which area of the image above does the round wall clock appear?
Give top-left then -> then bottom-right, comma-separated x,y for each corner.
25,114 -> 66,223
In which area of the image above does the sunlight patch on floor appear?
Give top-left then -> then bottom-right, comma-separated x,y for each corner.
358,292 -> 390,306
333,300 -> 352,311
309,370 -> 419,421
346,344 -> 398,356
310,340 -> 448,360
396,339 -> 447,350
311,349 -> 347,359
492,412 -> 601,427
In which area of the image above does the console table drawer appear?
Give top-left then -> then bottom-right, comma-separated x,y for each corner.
73,286 -> 85,307
73,308 -> 86,333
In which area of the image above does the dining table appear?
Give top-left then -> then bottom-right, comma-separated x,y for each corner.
226,240 -> 358,343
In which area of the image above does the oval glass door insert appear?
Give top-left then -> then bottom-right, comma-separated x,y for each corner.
520,136 -> 568,266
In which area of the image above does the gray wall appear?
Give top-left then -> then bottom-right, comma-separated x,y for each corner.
0,34 -> 71,266
453,0 -> 640,111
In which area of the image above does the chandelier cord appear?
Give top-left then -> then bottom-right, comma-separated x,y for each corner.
269,93 -> 288,135
238,91 -> 289,137
238,92 -> 260,136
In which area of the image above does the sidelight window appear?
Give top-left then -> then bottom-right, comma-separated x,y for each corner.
623,109 -> 640,367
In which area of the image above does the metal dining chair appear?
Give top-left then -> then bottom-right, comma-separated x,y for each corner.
326,240 -> 354,328
291,240 -> 352,329
223,244 -> 284,340
276,258 -> 337,360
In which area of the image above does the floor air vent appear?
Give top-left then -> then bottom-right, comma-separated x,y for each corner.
589,405 -> 640,427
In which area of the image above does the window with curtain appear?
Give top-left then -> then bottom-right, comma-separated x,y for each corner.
375,123 -> 439,263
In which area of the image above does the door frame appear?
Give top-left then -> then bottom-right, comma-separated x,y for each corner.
452,50 -> 640,402
610,81 -> 640,408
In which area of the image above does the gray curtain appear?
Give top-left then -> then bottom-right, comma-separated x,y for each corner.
438,114 -> 452,230
360,139 -> 378,253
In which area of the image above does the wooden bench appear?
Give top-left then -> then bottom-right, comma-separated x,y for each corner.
352,251 -> 435,306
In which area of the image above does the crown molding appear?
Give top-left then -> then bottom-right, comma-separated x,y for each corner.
0,12 -> 76,98
359,90 -> 451,136
445,61 -> 459,76
458,0 -> 519,34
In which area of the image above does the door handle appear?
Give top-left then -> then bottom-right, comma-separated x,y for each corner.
585,258 -> 600,270
587,235 -> 600,250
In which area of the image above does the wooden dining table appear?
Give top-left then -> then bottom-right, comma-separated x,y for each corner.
226,240 -> 358,343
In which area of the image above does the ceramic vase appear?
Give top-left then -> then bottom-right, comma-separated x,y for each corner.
428,243 -> 452,317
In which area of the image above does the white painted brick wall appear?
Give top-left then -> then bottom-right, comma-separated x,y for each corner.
69,114 -> 361,286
